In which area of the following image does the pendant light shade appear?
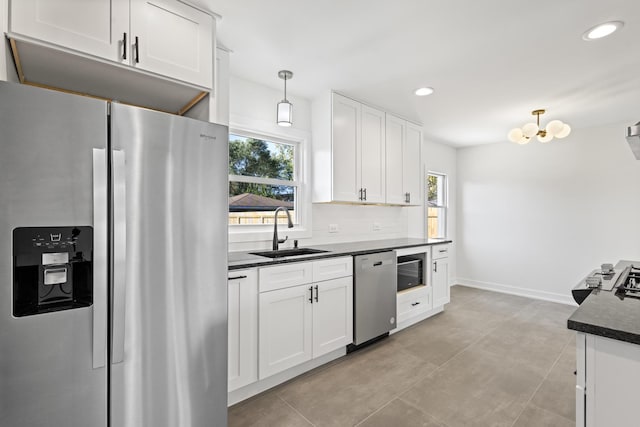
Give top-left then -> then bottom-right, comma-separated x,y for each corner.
277,70 -> 293,127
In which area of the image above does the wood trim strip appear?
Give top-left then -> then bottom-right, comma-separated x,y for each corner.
8,38 -> 26,83
178,91 -> 208,116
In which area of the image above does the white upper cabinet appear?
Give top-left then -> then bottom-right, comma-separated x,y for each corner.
130,0 -> 212,88
403,121 -> 423,205
313,92 -> 386,204
9,0 -> 213,89
312,92 -> 421,206
385,113 -> 422,206
360,105 -> 386,203
385,114 -> 405,204
10,0 -> 129,62
332,93 -> 362,203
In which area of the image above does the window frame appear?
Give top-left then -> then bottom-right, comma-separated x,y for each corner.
228,126 -> 311,243
426,171 -> 448,239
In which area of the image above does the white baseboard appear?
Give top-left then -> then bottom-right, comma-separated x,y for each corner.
455,278 -> 577,306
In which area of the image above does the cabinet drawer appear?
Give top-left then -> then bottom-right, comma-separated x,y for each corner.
313,256 -> 353,282
397,285 -> 431,323
432,244 -> 450,260
259,262 -> 313,293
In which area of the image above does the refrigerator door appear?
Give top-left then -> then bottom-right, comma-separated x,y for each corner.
109,104 -> 229,427
0,82 -> 108,427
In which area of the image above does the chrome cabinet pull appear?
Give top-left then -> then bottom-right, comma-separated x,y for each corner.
411,301 -> 421,306
363,188 -> 367,201
314,285 -> 319,302
434,261 -> 438,273
309,286 -> 314,303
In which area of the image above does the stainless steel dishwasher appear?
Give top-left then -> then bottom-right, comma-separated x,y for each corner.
352,251 -> 397,347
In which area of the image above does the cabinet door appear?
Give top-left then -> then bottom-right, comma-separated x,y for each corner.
312,277 -> 353,358
360,105 -> 386,203
259,285 -> 313,379
130,0 -> 213,88
432,257 -> 450,307
332,93 -> 361,202
228,270 -> 258,392
385,114 -> 405,204
10,0 -> 129,62
403,122 -> 422,206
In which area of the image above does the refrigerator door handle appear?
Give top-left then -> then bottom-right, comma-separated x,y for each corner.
112,150 -> 127,364
92,149 -> 108,369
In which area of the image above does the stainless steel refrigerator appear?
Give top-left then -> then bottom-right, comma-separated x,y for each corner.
0,82 -> 228,427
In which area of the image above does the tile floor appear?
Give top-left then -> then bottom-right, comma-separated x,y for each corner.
228,285 -> 577,427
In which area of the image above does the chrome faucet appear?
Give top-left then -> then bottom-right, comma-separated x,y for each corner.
272,206 -> 294,251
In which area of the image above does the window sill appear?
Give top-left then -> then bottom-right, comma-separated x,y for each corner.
229,225 -> 312,244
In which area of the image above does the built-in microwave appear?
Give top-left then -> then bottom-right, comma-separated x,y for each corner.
397,254 -> 425,292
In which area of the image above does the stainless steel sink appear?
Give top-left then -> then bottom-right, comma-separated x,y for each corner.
250,248 -> 329,258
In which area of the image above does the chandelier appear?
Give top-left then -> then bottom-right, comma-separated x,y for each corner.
508,109 -> 571,144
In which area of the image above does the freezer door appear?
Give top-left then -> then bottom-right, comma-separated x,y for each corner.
109,104 -> 229,427
0,82 -> 108,427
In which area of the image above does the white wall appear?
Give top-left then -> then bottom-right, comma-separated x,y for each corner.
456,122 -> 640,304
408,137 -> 458,281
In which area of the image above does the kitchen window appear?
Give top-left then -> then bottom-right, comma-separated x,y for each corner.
427,172 -> 447,239
228,132 -> 300,227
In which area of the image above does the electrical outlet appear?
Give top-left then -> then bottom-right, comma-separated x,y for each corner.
328,224 -> 339,233
373,222 -> 381,231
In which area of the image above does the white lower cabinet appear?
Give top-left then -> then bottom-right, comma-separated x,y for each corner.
228,270 -> 258,392
432,245 -> 450,307
258,283 -> 314,379
258,257 -> 353,380
577,332 -> 640,427
312,277 -> 353,358
397,285 -> 432,324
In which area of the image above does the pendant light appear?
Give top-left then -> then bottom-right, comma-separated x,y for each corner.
277,70 -> 293,127
508,109 -> 571,144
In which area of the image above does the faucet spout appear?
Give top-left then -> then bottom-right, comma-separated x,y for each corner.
272,206 -> 294,251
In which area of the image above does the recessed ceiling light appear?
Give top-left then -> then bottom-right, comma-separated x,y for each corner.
414,87 -> 434,96
582,21 -> 624,40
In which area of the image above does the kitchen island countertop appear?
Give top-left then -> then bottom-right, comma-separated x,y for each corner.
228,238 -> 451,270
568,260 -> 640,346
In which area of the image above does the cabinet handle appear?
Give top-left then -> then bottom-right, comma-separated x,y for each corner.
411,302 -> 421,306
434,261 -> 437,273
122,33 -> 127,60
314,285 -> 319,302
408,193 -> 411,203
358,188 -> 363,201
363,188 -> 367,201
228,275 -> 247,280
309,286 -> 314,303
134,36 -> 140,63
405,192 -> 410,203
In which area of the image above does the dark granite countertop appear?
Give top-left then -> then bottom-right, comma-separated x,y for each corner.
567,260 -> 640,346
228,238 -> 452,270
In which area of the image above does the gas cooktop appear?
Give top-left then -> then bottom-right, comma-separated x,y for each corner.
615,265 -> 640,300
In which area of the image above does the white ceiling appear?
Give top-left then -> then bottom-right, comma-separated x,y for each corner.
196,0 -> 640,147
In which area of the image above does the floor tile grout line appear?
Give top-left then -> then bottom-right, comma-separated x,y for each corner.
397,395 -> 451,427
353,399 -> 395,427
277,394 -> 316,427
363,295 -> 535,427
509,337 -> 573,427
424,298 -> 537,378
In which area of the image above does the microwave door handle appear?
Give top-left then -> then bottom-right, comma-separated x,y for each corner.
111,150 -> 127,364
92,149 -> 108,369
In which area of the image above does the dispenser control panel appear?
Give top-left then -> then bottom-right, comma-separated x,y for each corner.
13,226 -> 93,317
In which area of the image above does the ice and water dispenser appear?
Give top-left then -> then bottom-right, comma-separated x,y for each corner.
13,226 -> 93,317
